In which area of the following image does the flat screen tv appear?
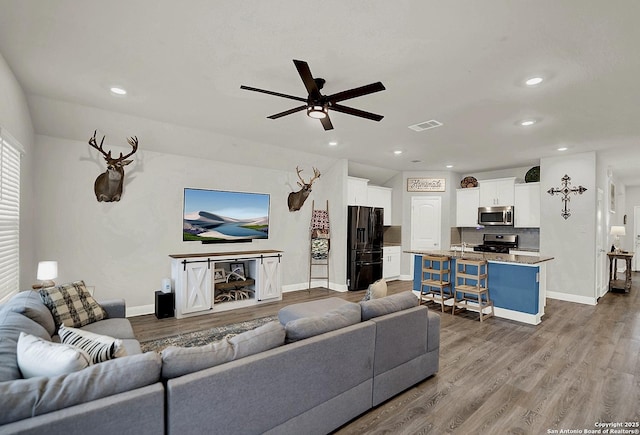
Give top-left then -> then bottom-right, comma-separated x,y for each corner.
183,188 -> 270,243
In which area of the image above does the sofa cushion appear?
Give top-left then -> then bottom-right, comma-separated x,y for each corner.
360,291 -> 419,321
3,290 -> 56,336
79,317 -> 136,339
361,278 -> 388,302
284,303 -> 362,343
0,310 -> 50,382
17,332 -> 91,378
161,321 -> 285,379
0,351 -> 162,426
39,281 -> 107,328
59,324 -> 126,364
278,297 -> 354,325
228,320 -> 285,359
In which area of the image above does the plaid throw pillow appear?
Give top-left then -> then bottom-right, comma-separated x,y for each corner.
39,281 -> 107,328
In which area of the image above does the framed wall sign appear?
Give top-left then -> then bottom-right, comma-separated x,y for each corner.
407,178 -> 446,192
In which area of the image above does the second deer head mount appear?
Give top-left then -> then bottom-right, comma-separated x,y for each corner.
288,166 -> 321,212
88,130 -> 138,202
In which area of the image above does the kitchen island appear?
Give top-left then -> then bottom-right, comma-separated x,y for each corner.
406,250 -> 554,325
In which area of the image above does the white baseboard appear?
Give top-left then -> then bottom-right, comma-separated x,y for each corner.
546,291 -> 597,306
399,274 -> 413,281
127,304 -> 154,317
493,307 -> 542,325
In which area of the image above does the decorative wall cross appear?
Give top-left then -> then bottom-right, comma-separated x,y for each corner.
547,174 -> 587,220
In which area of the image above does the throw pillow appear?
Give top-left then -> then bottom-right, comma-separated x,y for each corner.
284,303 -> 362,343
17,332 -> 91,378
58,324 -> 126,364
360,291 -> 419,321
39,281 -> 107,328
361,278 -> 388,302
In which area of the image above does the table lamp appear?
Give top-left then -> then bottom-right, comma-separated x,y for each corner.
610,226 -> 625,252
32,261 -> 58,289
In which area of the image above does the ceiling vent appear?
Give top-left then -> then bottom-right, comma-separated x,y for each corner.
408,119 -> 443,132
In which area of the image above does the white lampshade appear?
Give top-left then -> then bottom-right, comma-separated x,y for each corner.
610,226 -> 626,237
37,261 -> 58,281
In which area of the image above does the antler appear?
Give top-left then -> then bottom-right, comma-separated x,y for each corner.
295,166 -> 321,188
295,166 -> 306,188
118,136 -> 138,160
309,167 -> 321,185
88,130 -> 110,158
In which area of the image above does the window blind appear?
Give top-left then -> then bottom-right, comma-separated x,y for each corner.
0,128 -> 22,301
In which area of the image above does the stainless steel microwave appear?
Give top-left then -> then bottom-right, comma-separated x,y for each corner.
478,206 -> 514,226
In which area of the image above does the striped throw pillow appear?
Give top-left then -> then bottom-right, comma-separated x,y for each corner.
58,325 -> 127,364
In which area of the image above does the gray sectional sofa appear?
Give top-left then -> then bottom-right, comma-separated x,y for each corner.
0,290 -> 440,434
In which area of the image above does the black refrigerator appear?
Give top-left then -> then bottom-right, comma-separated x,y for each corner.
347,206 -> 383,290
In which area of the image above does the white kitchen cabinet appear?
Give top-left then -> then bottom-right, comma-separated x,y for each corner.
347,177 -> 369,206
171,251 -> 283,318
367,185 -> 392,225
383,246 -> 401,280
456,188 -> 480,227
514,182 -> 540,228
479,177 -> 516,206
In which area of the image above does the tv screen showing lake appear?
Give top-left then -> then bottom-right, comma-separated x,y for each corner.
183,189 -> 270,241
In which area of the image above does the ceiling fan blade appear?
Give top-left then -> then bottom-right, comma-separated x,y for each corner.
326,82 -> 386,103
240,85 -> 307,103
293,60 -> 321,100
330,103 -> 384,121
320,115 -> 334,131
267,105 -> 307,119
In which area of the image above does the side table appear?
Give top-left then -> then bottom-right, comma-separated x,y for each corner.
607,252 -> 634,293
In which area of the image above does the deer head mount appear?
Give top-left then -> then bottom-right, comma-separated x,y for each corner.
88,130 -> 138,202
288,166 -> 321,212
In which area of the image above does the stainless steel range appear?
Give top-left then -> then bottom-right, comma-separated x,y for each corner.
473,234 -> 518,254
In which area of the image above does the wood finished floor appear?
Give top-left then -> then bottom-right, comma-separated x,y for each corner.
130,277 -> 640,435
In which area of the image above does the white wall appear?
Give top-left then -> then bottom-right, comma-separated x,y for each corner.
33,135 -> 348,312
0,52 -> 35,291
540,152 -> 597,303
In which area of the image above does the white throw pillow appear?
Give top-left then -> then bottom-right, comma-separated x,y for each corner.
361,278 -> 388,301
17,332 -> 91,378
58,324 -> 126,364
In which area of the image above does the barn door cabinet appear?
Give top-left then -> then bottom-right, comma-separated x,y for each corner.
170,250 -> 283,319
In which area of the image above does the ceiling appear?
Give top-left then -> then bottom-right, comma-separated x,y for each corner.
1,1 -> 640,186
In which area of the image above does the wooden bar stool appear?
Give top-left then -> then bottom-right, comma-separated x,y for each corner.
452,258 -> 494,322
419,255 -> 453,313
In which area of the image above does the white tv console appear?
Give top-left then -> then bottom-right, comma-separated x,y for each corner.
169,250 -> 283,319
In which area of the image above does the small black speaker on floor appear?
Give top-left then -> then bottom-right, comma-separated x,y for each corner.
155,291 -> 174,319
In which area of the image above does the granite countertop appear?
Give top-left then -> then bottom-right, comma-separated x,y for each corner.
405,250 -> 554,265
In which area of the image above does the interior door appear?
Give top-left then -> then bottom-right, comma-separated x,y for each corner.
411,196 -> 442,250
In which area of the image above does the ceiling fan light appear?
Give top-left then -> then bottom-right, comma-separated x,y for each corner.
307,105 -> 327,119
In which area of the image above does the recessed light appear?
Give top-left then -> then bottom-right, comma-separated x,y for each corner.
394,150 -> 403,155
557,147 -> 568,151
520,119 -> 536,126
525,77 -> 543,86
328,141 -> 338,146
110,86 -> 127,96
446,165 -> 453,169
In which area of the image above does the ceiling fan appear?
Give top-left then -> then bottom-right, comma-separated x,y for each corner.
240,59 -> 385,131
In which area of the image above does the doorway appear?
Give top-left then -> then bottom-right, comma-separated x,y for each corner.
634,206 -> 640,271
596,188 -> 607,297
